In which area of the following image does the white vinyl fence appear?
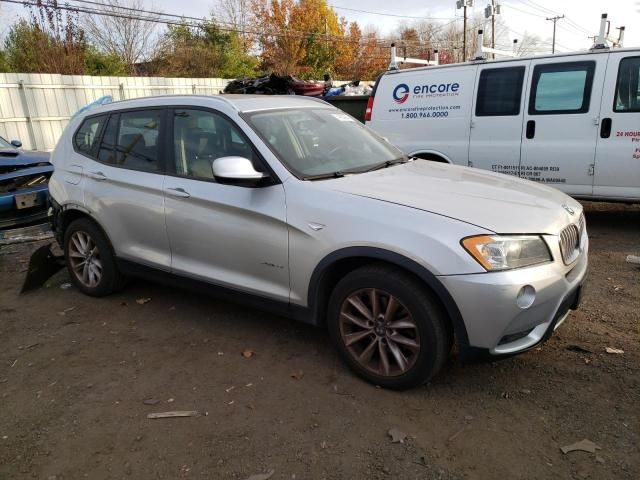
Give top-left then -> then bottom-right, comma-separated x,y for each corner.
0,73 -> 231,151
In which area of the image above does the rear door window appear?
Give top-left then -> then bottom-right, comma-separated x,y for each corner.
115,110 -> 163,172
614,56 -> 640,112
476,67 -> 525,116
529,61 -> 595,114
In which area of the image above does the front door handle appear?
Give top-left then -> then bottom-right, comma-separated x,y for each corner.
526,120 -> 536,139
600,117 -> 612,138
165,187 -> 191,198
87,171 -> 107,181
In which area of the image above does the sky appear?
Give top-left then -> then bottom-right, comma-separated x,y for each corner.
1,0 -> 638,54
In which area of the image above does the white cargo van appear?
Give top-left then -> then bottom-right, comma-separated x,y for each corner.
366,48 -> 640,202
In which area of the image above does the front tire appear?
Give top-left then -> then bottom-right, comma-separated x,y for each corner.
64,218 -> 125,296
328,264 -> 451,389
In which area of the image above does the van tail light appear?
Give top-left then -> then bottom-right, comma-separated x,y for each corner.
364,96 -> 374,122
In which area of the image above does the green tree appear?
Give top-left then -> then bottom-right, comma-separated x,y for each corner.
154,20 -> 259,78
3,0 -> 87,75
0,50 -> 10,73
85,48 -> 128,76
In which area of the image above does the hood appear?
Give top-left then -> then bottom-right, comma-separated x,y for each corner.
325,160 -> 582,234
0,149 -> 51,170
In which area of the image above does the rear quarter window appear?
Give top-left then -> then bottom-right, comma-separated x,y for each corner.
74,115 -> 106,157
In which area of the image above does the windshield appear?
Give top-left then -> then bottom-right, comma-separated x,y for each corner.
244,108 -> 405,178
0,137 -> 11,148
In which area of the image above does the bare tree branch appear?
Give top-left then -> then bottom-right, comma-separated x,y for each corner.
83,0 -> 161,74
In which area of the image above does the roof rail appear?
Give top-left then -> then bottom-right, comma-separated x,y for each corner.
388,43 -> 439,71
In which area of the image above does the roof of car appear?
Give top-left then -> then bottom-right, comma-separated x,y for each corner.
88,94 -> 331,115
219,94 -> 331,112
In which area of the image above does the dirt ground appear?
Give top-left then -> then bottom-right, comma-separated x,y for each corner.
0,201 -> 638,480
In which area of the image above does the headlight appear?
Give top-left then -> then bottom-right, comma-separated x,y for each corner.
461,235 -> 551,271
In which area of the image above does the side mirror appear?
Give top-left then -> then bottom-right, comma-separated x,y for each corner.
211,156 -> 268,187
10,140 -> 22,148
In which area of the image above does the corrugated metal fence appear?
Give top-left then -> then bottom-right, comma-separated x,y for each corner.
0,73 -> 230,151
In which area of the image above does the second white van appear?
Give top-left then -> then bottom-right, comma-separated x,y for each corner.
366,47 -> 640,202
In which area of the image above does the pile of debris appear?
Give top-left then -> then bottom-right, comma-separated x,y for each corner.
223,74 -> 371,98
223,74 -> 325,96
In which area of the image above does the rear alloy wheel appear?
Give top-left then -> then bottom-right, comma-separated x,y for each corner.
328,264 -> 451,389
64,218 -> 125,296
68,230 -> 103,288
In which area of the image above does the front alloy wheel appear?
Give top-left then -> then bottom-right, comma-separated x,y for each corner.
328,264 -> 451,389
340,288 -> 420,377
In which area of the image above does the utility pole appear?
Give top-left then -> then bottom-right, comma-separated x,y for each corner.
546,14 -> 565,54
491,0 -> 496,55
457,1 -> 474,62
464,5 -> 467,62
484,2 -> 501,59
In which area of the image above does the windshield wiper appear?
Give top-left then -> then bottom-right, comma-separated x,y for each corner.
359,157 -> 408,173
303,171 -> 345,181
303,156 -> 408,180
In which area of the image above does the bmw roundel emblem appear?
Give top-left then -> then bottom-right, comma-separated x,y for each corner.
392,83 -> 410,104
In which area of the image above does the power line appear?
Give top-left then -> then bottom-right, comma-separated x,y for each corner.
516,0 -> 559,16
505,0 -> 592,35
0,0 -> 463,51
1,0 -> 545,57
0,0 -> 375,46
328,4 -> 455,21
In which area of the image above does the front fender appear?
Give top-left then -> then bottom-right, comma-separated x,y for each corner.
305,246 -> 470,350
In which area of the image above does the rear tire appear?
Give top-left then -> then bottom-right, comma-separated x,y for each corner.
327,264 -> 451,389
64,218 -> 125,296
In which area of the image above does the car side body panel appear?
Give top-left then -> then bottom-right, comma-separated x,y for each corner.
283,177 -> 488,307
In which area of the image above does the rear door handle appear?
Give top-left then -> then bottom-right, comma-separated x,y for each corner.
87,171 -> 107,181
526,120 -> 536,139
165,187 -> 191,198
600,117 -> 612,138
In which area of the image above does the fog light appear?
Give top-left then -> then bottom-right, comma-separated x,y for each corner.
516,285 -> 536,309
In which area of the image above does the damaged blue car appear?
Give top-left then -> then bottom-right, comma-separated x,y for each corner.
0,136 -> 53,229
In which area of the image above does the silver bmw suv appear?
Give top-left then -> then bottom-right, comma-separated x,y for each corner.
49,95 -> 588,389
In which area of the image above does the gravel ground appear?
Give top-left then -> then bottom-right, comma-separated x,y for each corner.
0,201 -> 638,480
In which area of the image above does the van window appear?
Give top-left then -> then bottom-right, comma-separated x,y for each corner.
529,61 -> 595,115
113,110 -> 162,172
74,115 -> 106,157
172,109 -> 258,180
476,67 -> 525,116
614,56 -> 640,113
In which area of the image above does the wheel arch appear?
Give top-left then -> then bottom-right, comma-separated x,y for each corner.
410,151 -> 452,164
54,205 -> 113,254
304,247 -> 470,349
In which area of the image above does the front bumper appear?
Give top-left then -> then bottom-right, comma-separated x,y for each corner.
439,233 -> 588,358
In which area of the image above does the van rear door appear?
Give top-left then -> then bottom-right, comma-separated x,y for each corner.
519,54 -> 607,195
593,52 -> 640,200
468,60 -> 530,176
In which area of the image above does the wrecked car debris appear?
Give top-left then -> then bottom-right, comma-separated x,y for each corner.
21,243 -> 65,293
